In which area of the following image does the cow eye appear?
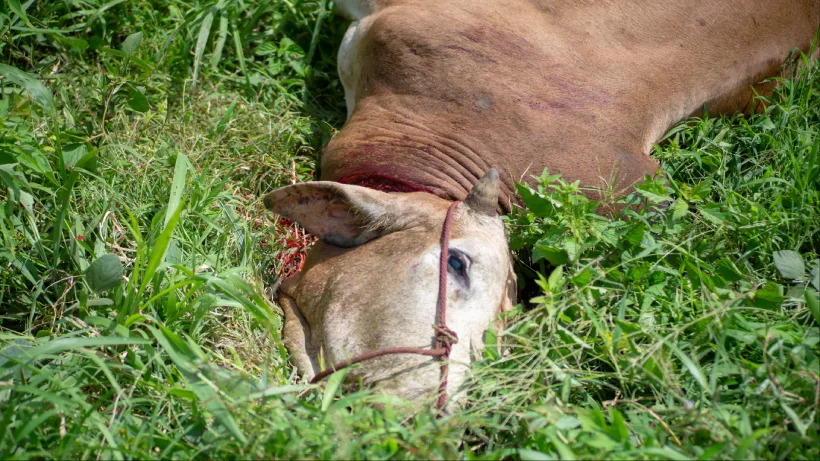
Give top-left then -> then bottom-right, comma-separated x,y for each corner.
448,255 -> 464,272
447,249 -> 470,279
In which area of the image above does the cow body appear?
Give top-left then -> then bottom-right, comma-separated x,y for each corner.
266,1 -> 820,408
327,0 -> 819,209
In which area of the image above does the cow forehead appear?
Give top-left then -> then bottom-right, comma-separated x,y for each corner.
283,208 -> 507,314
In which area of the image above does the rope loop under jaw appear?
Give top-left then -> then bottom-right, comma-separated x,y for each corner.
433,325 -> 458,355
308,201 -> 462,415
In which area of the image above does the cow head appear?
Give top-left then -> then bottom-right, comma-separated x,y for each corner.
264,170 -> 515,408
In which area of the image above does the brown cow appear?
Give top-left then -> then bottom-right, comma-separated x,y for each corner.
265,0 -> 819,408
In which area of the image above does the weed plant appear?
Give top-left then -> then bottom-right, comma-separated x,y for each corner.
0,1 -> 818,459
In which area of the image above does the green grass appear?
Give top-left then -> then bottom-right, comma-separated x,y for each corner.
1,1 -> 818,459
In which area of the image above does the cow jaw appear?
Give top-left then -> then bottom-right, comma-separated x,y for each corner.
265,174 -> 514,408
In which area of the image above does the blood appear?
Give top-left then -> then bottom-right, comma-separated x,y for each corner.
273,160 -> 318,279
339,173 -> 432,194
273,217 -> 317,279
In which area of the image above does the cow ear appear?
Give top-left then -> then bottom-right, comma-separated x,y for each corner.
464,169 -> 501,217
263,182 -> 400,247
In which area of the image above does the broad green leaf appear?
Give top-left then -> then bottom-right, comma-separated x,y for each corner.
759,116 -> 776,131
288,59 -> 305,77
716,258 -> 743,282
805,290 -> 819,325
100,48 -> 128,58
85,254 -> 124,293
698,205 -> 729,226
278,37 -> 305,58
753,282 -> 785,309
689,179 -> 712,202
534,226 -> 567,247
563,237 -> 579,262
673,198 -> 689,219
255,42 -> 278,56
121,31 -> 143,56
773,250 -> 805,280
169,388 -> 196,400
554,416 -> 581,430
62,143 -> 87,168
127,87 -> 149,112
533,245 -> 568,266
621,223 -> 645,247
0,63 -> 56,115
634,182 -> 672,203
572,267 -> 592,286
516,183 -> 555,218
18,190 -> 33,216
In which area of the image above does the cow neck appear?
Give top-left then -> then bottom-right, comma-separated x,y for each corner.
337,173 -> 435,195
338,172 -> 512,212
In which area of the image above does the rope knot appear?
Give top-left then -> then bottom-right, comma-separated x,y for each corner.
433,325 -> 458,355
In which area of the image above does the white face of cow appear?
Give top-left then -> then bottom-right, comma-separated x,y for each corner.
265,171 -> 515,409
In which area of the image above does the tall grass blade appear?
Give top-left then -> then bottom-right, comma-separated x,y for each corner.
49,169 -> 80,272
211,10 -> 229,72
7,0 -> 33,27
165,153 -> 188,227
322,368 -> 348,412
231,23 -> 250,90
193,10 -> 214,87
140,201 -> 184,296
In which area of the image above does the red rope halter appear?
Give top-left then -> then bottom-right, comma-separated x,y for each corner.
309,200 -> 461,414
